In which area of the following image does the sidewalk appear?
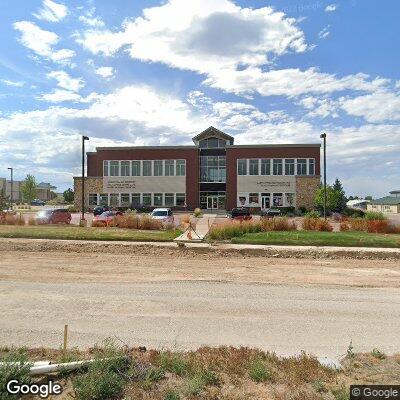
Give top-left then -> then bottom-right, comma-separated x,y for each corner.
174,214 -> 216,242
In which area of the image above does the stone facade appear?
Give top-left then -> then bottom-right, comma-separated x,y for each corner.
295,176 -> 320,209
74,177 -> 103,210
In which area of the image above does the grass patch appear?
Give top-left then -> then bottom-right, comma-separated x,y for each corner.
230,230 -> 400,248
248,356 -> 274,383
157,352 -> 190,377
0,225 -> 181,242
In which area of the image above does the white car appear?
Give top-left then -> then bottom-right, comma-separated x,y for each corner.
150,208 -> 174,223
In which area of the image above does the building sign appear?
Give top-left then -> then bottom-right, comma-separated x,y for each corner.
105,179 -> 136,190
237,175 -> 295,192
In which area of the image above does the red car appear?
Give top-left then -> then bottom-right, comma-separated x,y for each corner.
35,209 -> 72,224
92,211 -> 123,226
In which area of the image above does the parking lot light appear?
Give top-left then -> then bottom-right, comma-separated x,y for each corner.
81,136 -> 89,224
7,167 -> 13,210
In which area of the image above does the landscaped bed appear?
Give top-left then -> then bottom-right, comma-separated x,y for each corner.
1,343 -> 399,400
0,225 -> 181,242
230,230 -> 400,248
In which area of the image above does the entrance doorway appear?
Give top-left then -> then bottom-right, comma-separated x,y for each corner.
261,193 -> 271,209
200,192 -> 226,210
207,196 -> 219,209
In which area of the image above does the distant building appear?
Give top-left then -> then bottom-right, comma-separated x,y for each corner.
367,190 -> 400,214
346,199 -> 370,210
0,178 -> 56,203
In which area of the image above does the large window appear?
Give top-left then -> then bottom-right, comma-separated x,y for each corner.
176,193 -> 186,206
273,159 -> 283,175
154,160 -> 163,176
131,193 -> 140,206
308,159 -> 315,175
237,159 -> 247,175
285,159 -> 295,175
142,161 -> 152,176
89,194 -> 98,206
103,161 -> 108,177
153,193 -> 163,206
249,193 -> 259,206
99,194 -> 108,206
110,161 -> 119,176
297,159 -> 307,175
249,159 -> 259,175
110,193 -> 119,207
121,161 -> 130,176
176,160 -> 186,176
132,161 -> 141,176
142,193 -> 151,206
272,193 -> 283,207
200,156 -> 226,182
261,159 -> 271,175
165,160 -> 174,176
199,138 -> 226,148
121,193 -> 130,206
165,193 -> 174,207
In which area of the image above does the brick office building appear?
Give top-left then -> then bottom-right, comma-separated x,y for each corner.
74,127 -> 320,211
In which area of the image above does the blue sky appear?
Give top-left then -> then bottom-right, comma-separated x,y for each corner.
0,0 -> 399,196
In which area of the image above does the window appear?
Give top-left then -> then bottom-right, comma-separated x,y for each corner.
261,159 -> 271,175
153,193 -> 163,206
249,159 -> 259,175
176,193 -> 186,206
110,161 -> 119,176
103,161 -> 109,177
165,193 -> 174,207
89,194 -> 98,206
99,194 -> 108,206
165,160 -> 174,176
154,160 -> 163,176
285,193 -> 295,207
249,193 -> 259,205
142,193 -> 151,206
200,156 -> 225,182
237,193 -> 248,207
121,193 -> 130,206
285,159 -> 295,175
273,159 -> 283,175
110,193 -> 119,207
121,161 -> 130,176
297,159 -> 307,175
308,159 -> 315,175
131,193 -> 141,206
143,161 -> 152,176
272,193 -> 283,207
176,160 -> 186,176
132,161 -> 141,176
199,138 -> 226,148
237,159 -> 247,175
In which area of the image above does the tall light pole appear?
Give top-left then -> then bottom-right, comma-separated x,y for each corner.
320,133 -> 327,219
81,135 -> 89,223
7,167 -> 13,210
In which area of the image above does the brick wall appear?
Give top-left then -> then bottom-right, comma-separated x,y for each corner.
295,176 -> 320,209
73,177 -> 103,210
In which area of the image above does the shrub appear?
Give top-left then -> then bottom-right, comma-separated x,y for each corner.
348,217 -> 367,231
193,208 -> 202,218
67,205 -> 79,213
158,352 -> 189,376
339,221 -> 349,231
305,210 -> 320,219
248,357 -> 273,383
315,219 -> 333,232
366,219 -> 390,233
365,211 -> 386,221
184,368 -> 218,396
208,221 -> 263,240
91,220 -> 106,228
164,391 -> 180,400
0,349 -> 32,400
181,214 -> 190,224
302,217 -> 318,231
371,348 -> 386,360
343,208 -> 365,218
28,216 -> 37,226
260,217 -> 296,232
139,215 -> 163,230
3,214 -> 24,225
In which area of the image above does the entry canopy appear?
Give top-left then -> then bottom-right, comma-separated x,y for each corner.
192,126 -> 234,147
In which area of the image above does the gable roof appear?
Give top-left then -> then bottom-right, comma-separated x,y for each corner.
192,126 -> 234,143
370,196 -> 400,205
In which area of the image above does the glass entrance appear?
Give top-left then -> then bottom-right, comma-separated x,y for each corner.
207,196 -> 218,209
261,193 -> 270,209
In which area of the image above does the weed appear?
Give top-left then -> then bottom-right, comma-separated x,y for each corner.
164,390 -> 180,400
260,217 -> 296,232
364,211 -> 386,221
305,211 -> 320,218
371,348 -> 386,360
158,352 -> 189,376
331,384 -> 349,400
27,216 -> 37,226
312,379 -> 327,393
347,341 -> 355,359
248,357 -> 273,383
193,208 -> 202,218
140,366 -> 165,390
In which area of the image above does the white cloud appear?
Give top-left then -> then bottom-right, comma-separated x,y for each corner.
33,0 -> 68,22
38,89 -> 82,103
13,21 -> 75,65
0,79 -> 24,87
47,70 -> 84,92
78,7 -> 105,27
318,26 -> 330,39
325,4 -> 338,12
94,66 -> 114,79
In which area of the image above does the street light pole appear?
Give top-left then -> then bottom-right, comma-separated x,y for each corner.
7,167 -> 13,210
81,135 -> 89,223
320,133 -> 327,219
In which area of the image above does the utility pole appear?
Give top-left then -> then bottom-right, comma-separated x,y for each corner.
81,136 -> 89,224
320,133 -> 327,219
7,167 -> 13,210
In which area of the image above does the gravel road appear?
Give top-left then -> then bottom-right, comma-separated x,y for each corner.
1,247 -> 400,358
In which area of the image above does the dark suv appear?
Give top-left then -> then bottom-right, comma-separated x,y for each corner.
93,205 -> 110,216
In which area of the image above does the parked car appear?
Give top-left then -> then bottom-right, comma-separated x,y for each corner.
150,208 -> 174,223
229,207 -> 252,221
35,209 -> 72,224
31,199 -> 45,206
93,205 -> 110,216
260,208 -> 282,218
92,210 -> 123,226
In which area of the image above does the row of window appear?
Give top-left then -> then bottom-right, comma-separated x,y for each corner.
200,155 -> 226,183
237,158 -> 315,176
103,160 -> 186,177
89,192 -> 186,207
237,192 -> 295,208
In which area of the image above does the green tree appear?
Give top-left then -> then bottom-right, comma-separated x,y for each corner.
0,188 -> 8,210
365,195 -> 373,201
332,178 -> 347,212
315,185 -> 343,213
63,188 -> 74,203
21,174 -> 37,203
